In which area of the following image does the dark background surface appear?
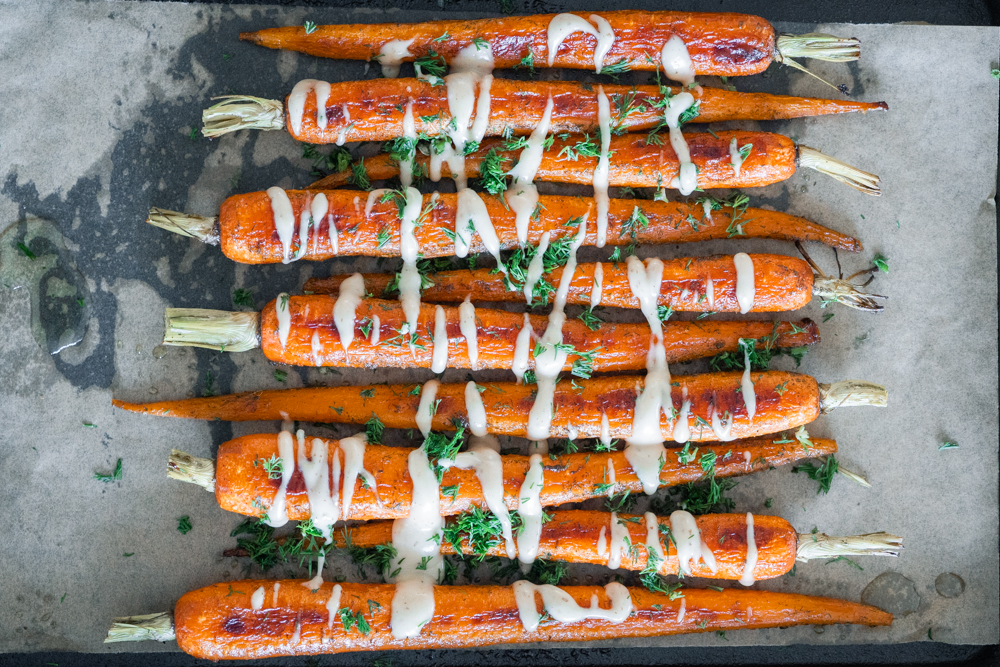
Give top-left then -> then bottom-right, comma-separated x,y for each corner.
3,0 -> 998,665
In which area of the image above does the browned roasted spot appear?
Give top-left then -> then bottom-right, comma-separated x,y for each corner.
222,616 -> 246,635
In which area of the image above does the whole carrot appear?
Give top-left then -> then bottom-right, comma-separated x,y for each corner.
146,190 -> 862,265
116,373 -> 886,442
155,294 -> 820,370
106,582 -> 892,659
201,77 -> 887,141
310,132 -> 881,195
166,435 -> 838,521
239,11 -> 860,78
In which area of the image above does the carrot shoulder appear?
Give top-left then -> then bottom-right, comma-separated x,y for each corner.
174,580 -> 891,660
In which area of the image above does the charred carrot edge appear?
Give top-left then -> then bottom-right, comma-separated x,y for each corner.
196,190 -> 863,264
305,254 -> 816,313
166,581 -> 890,659
205,434 -> 834,521
308,132 -> 880,195
266,78 -> 886,145
332,511 -> 796,581
117,371 -> 823,442
238,11 -> 860,76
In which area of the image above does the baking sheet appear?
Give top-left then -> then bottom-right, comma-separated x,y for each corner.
0,0 -> 996,654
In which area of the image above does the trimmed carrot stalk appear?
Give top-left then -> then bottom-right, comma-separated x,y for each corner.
109,582 -> 891,659
154,294 -> 820,370
170,435 -> 837,521
147,190 -> 862,264
202,77 -> 887,142
238,11 -> 861,76
115,371 -> 887,442
309,132 -> 881,195
306,254 -> 817,313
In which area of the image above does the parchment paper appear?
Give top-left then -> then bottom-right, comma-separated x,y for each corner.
0,0 -> 996,654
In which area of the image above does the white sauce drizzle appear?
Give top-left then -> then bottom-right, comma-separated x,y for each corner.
287,79 -> 331,137
702,199 -> 713,223
670,510 -> 718,575
273,582 -> 281,607
415,379 -> 440,437
339,433 -> 374,521
522,231 -> 550,305
606,512 -> 630,569
454,189 -> 505,273
275,292 -> 291,350
729,137 -> 745,177
440,437 -> 515,557
665,92 -> 698,196
309,195 -> 329,259
600,411 -> 611,447
335,103 -> 351,145
706,276 -> 715,308
547,14 -> 599,67
441,43 -> 495,190
516,453 -> 545,567
594,87 -> 611,246
589,15 -> 615,74
311,330 -> 323,366
325,584 -> 342,630
366,188 -> 390,217
459,296 -> 478,369
506,95 -> 554,244
264,426 -> 296,527
290,620 -> 300,646
430,305 -> 449,374
378,39 -> 414,78
710,401 -> 735,441
513,581 -> 633,632
597,526 -> 608,558
512,313 -> 534,383
739,513 -> 758,586
733,252 -> 755,314
398,187 -> 424,345
743,450 -> 751,470
464,381 -> 488,437
606,458 -> 616,491
672,386 -> 691,443
677,598 -> 686,624
590,263 -> 604,308
741,346 -> 757,422
297,430 -> 337,590
333,274 -> 365,353
267,187 -> 296,264
251,586 -> 266,610
370,314 -> 380,345
644,512 -> 665,567
660,35 -> 696,85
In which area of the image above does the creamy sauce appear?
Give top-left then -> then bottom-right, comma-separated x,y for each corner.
464,380 -> 488,437
398,187 -> 424,346
335,103 -> 351,145
370,314 -> 380,346
454,189 -> 505,273
297,431 -> 336,590
273,582 -> 281,607
705,276 -> 714,308
733,252 -> 755,314
594,87 -> 611,246
605,457 -> 616,491
333,274 -> 365,353
516,453 -> 545,566
665,92 -> 698,196
547,14 -> 598,66
600,411 -> 611,447
339,433 -> 374,521
275,292 -> 292,350
311,330 -> 323,366
590,263 -> 604,308
441,42 -> 495,189
440,437 -> 515,557
267,187 -> 296,264
660,35 -> 696,85
414,379 -> 440,437
378,38 -> 415,78
589,14 -> 615,73
309,194 -> 330,259
512,313 -> 534,383
287,79 -> 332,136
523,231 -> 550,306
710,401 -> 735,441
264,426 -> 296,528
741,345 -> 757,422
644,511 -> 665,567
431,305 -> 449,373
729,137 -> 745,177
606,512 -> 630,569
672,386 -> 691,443
739,512 -> 758,586
325,584 -> 342,630
506,95 -> 554,244
743,450 -> 751,470
597,526 -> 608,558
677,597 -> 686,624
459,295 -> 478,369
513,581 -> 633,632
251,586 -> 266,610
366,188 -> 390,217
670,510 -> 718,575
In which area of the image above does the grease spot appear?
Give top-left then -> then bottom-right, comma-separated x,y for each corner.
935,572 -> 965,599
862,572 -> 921,617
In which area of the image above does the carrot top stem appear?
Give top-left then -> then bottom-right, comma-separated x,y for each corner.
167,449 -> 216,492
818,380 -> 887,412
147,208 -> 219,245
162,308 -> 260,353
202,95 -> 284,138
796,531 -> 903,562
776,33 -> 861,62
104,612 -> 175,644
811,275 -> 887,311
799,146 -> 881,195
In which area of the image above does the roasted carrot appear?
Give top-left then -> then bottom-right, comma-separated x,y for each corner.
309,132 -> 881,195
202,78 -> 887,141
239,11 -> 860,77
117,373 -> 886,442
147,190 -> 862,263
107,582 -> 891,659
307,254 -> 817,313
170,435 -> 836,521
155,294 -> 820,369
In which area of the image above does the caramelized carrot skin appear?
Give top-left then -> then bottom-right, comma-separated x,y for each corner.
305,255 -> 815,313
175,581 -> 891,660
287,78 -> 887,144
241,11 -> 777,75
214,433 -> 835,521
338,511 -> 797,580
221,189 -> 860,265
313,131 -> 798,190
118,371 -> 819,441
252,294 -> 817,370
